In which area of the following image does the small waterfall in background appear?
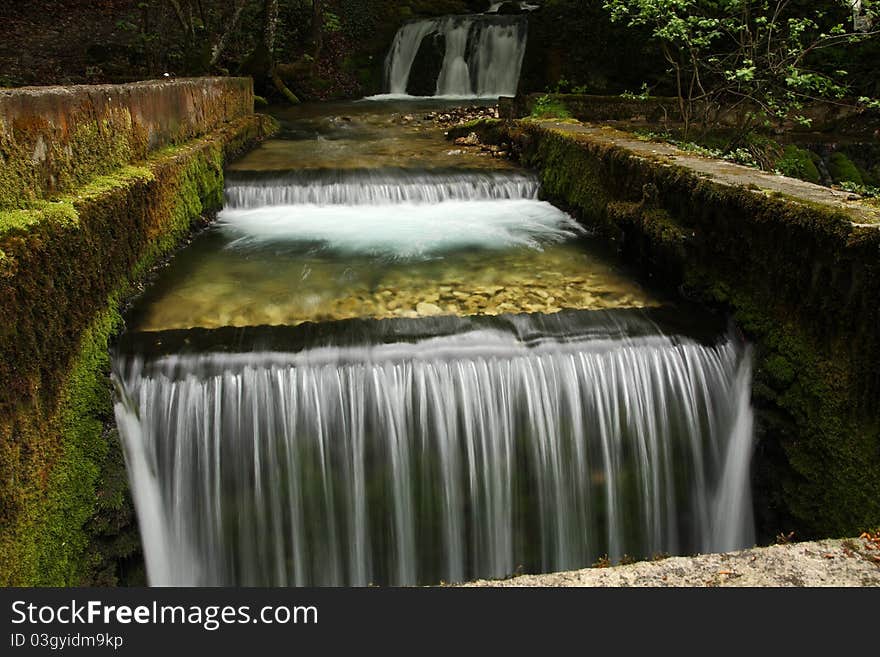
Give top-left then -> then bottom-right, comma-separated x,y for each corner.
114,312 -> 755,587
381,15 -> 528,98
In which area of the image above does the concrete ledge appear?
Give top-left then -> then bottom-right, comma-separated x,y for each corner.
0,77 -> 254,208
500,94 -> 880,137
465,537 -> 880,587
500,94 -> 682,123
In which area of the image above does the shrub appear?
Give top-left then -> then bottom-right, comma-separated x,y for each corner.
776,145 -> 821,184
829,152 -> 864,186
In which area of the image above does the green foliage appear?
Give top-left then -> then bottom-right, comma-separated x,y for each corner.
323,11 -> 343,33
635,128 -> 785,171
549,77 -> 591,95
840,181 -> 880,198
531,94 -> 573,119
829,151 -> 865,185
776,145 -> 821,184
603,1 -> 880,136
620,82 -> 652,101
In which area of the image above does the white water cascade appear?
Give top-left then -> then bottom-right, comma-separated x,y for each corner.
114,313 -> 755,586
381,15 -> 528,98
224,170 -> 541,208
217,169 -> 579,259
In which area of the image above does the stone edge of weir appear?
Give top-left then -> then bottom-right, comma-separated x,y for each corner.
456,114 -> 880,548
0,78 -> 279,586
461,537 -> 880,587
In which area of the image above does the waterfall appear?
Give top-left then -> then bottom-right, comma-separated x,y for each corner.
224,170 -> 541,208
217,199 -> 582,258
114,312 -> 755,586
381,15 -> 528,98
218,169 -> 570,258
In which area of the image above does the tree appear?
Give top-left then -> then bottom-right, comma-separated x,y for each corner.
264,0 -> 302,104
603,0 -> 880,138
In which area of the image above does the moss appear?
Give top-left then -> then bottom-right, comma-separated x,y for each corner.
701,284 -> 880,538
445,118 -> 503,142
0,79 -> 254,211
0,110 -> 143,211
776,145 -> 821,184
762,354 -> 796,390
0,112 -> 277,585
829,152 -> 864,186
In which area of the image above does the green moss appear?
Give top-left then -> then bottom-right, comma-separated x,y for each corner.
776,145 -> 821,184
705,285 -> 880,537
0,110 -> 144,211
530,94 -> 573,120
445,118 -> 503,143
0,201 -> 79,233
829,152 -> 864,185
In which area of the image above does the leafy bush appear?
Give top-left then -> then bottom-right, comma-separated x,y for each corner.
530,94 -> 572,119
829,152 -> 865,185
776,145 -> 821,184
840,181 -> 880,198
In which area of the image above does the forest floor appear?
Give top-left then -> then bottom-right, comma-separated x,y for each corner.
0,1 -> 136,87
465,535 -> 880,587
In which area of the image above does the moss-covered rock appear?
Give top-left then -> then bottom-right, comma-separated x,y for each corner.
776,145 -> 821,184
829,152 -> 865,185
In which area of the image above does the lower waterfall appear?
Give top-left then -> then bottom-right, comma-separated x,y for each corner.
114,312 -> 755,586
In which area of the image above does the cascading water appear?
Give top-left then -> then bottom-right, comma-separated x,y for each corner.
114,312 -> 755,587
224,170 -> 541,208
217,168 -> 579,258
380,15 -> 528,98
113,102 -> 757,588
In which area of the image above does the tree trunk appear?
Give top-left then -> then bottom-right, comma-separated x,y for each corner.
312,0 -> 324,63
210,0 -> 247,68
264,0 -> 300,104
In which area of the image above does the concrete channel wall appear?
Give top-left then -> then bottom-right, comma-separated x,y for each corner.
0,78 -> 277,585
0,77 -> 255,208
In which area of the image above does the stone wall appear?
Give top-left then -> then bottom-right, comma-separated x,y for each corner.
0,78 -> 277,585
500,93 -> 880,138
0,77 -> 254,208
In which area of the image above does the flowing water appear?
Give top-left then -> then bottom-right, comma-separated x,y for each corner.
375,14 -> 528,99
113,99 -> 756,586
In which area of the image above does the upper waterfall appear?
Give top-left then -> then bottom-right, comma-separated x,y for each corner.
379,14 -> 528,98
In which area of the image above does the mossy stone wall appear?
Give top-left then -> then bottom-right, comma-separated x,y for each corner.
501,93 -> 880,139
0,78 -> 277,585
491,121 -> 880,539
0,77 -> 254,209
